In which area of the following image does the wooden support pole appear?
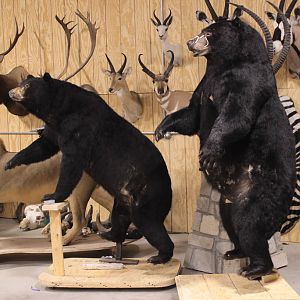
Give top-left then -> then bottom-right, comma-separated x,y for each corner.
42,202 -> 67,276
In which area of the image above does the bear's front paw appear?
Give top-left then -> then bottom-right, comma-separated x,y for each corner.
4,159 -> 18,171
199,144 -> 224,172
42,193 -> 63,203
154,128 -> 167,142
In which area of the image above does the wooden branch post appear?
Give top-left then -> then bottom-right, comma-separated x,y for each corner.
42,202 -> 67,276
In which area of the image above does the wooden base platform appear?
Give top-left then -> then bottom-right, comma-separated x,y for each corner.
39,257 -> 181,288
0,234 -> 133,255
176,274 -> 300,300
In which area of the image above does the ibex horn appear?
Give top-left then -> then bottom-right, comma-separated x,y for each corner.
105,53 -> 116,73
164,50 -> 175,78
204,0 -> 218,21
138,54 -> 156,79
163,9 -> 172,25
286,0 -> 298,18
118,53 -> 127,74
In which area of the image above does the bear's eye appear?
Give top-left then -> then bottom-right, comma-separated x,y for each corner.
24,84 -> 30,89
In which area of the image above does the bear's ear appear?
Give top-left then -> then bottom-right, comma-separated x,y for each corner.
27,75 -> 34,79
43,72 -> 53,82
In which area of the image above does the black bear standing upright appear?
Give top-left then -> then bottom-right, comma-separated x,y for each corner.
7,74 -> 174,264
155,10 -> 296,277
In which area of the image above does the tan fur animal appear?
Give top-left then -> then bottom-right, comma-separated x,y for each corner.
0,138 -> 113,245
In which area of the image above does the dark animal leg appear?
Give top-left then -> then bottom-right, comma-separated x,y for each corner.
238,227 -> 273,280
5,135 -> 59,170
134,214 -> 174,264
219,198 -> 246,260
100,196 -> 131,243
155,96 -> 200,141
43,154 -> 84,203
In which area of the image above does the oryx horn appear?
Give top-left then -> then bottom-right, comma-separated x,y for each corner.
151,10 -> 161,26
267,1 -> 291,74
164,50 -> 175,77
286,0 -> 298,18
105,53 -> 116,73
118,53 -> 127,74
223,0 -> 230,19
204,0 -> 218,21
230,3 -> 274,63
163,9 -> 172,25
279,0 -> 286,11
138,54 -> 156,79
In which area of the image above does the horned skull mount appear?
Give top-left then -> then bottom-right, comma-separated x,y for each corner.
19,204 -> 46,231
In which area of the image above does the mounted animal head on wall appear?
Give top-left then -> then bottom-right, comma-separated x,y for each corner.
102,53 -> 132,94
138,50 -> 191,115
0,11 -> 98,118
190,0 -> 290,75
151,9 -> 173,40
138,50 -> 174,98
0,19 -> 28,116
102,53 -> 143,123
266,0 -> 300,78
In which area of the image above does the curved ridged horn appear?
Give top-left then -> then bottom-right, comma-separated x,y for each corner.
230,3 -> 274,63
95,213 -> 109,233
223,0 -> 230,18
267,1 -> 291,74
105,53 -> 116,73
205,0 -> 218,20
152,10 -> 161,25
286,0 -> 298,18
164,50 -> 174,77
138,54 -> 156,79
118,53 -> 127,74
163,9 -> 172,25
279,0 -> 286,11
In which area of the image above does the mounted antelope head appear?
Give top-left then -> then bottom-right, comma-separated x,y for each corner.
150,9 -> 182,66
0,11 -> 98,117
102,53 -> 143,123
138,50 -> 190,115
266,0 -> 300,78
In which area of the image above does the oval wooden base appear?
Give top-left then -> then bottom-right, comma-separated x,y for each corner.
39,257 -> 181,288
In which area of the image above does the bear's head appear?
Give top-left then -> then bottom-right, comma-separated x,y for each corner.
9,73 -> 57,121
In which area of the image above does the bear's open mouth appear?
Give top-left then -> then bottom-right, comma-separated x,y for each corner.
9,87 -> 26,102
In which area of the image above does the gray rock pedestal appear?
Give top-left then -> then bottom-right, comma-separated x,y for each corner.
184,175 -> 288,273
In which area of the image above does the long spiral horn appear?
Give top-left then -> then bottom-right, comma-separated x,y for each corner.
267,1 -> 291,74
286,0 -> 298,18
230,3 -> 274,63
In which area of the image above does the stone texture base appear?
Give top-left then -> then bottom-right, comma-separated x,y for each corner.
184,176 -> 288,274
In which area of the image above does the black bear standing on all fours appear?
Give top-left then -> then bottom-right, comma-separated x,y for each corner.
6,74 -> 174,264
155,1 -> 296,279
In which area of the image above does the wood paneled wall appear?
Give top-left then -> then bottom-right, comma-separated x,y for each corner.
0,0 -> 299,232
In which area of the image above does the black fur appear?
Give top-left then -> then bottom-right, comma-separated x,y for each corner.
155,18 -> 296,277
6,75 -> 174,264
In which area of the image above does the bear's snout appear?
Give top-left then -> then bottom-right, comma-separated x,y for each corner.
9,87 -> 25,102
